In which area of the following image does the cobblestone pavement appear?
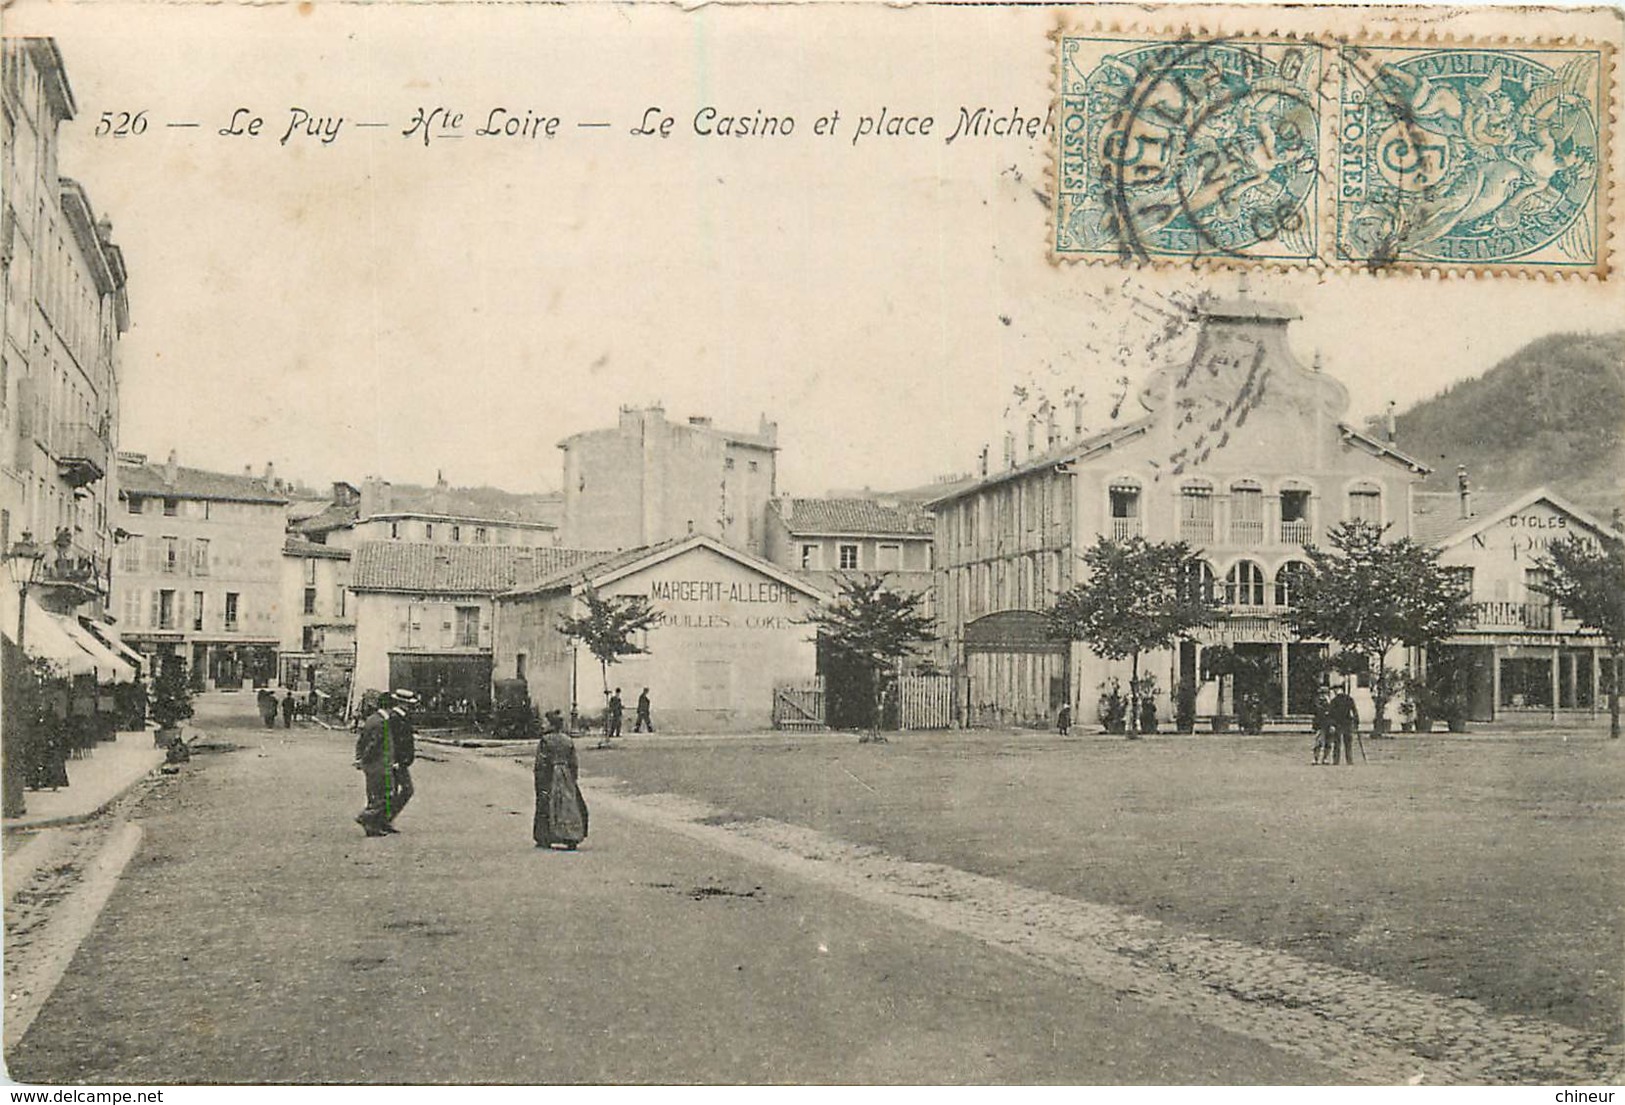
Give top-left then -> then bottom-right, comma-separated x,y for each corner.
574,778 -> 1622,1086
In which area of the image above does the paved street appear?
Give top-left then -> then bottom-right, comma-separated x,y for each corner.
6,694 -> 1337,1085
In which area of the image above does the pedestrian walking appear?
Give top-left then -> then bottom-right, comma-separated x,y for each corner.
1328,687 -> 1359,766
353,692 -> 396,836
1311,686 -> 1332,764
606,688 -> 624,739
534,709 -> 588,850
633,687 -> 654,732
386,690 -> 417,828
1056,701 -> 1072,736
257,688 -> 277,729
280,688 -> 295,729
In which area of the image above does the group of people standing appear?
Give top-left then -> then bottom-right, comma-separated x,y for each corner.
256,686 -> 301,729
1312,687 -> 1361,765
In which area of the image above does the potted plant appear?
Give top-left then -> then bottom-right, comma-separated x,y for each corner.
1097,678 -> 1127,734
1174,681 -> 1197,734
149,663 -> 195,747
1443,690 -> 1469,733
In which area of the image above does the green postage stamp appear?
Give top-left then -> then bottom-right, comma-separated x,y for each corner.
1053,25 -> 1614,275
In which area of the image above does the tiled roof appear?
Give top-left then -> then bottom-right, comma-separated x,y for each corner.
295,502 -> 360,537
777,498 -> 935,537
368,484 -> 561,526
119,462 -> 288,504
504,537 -> 691,598
283,537 -> 351,561
351,542 -> 598,595
1410,490 -> 1523,548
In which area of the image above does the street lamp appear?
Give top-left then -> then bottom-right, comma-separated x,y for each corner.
4,532 -> 45,819
6,532 -> 46,648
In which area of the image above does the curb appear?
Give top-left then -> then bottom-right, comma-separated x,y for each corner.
2,748 -> 170,835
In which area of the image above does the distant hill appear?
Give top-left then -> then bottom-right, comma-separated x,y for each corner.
1390,330 -> 1625,523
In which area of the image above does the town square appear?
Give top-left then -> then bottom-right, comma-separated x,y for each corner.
2,1 -> 1623,1092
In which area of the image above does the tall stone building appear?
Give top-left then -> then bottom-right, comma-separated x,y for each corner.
559,406 -> 778,556
113,453 -> 288,687
1,38 -> 130,630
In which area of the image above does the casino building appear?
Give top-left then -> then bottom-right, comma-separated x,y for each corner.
927,298 -> 1432,727
493,534 -> 827,732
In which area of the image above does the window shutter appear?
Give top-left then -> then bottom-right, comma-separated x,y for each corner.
149,590 -> 160,628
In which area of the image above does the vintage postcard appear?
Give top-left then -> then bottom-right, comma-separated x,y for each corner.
1,0 -> 1622,1094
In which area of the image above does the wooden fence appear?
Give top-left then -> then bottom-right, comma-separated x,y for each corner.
772,679 -> 826,730
897,674 -> 954,730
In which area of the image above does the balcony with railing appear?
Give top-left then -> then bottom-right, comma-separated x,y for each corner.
1280,519 -> 1311,545
1468,601 -> 1554,631
37,535 -> 108,599
1110,516 -> 1142,541
52,421 -> 110,488
1229,519 -> 1264,545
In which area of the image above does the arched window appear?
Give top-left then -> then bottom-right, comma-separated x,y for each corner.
1274,560 -> 1311,608
1348,482 -> 1382,524
1181,559 -> 1216,604
1226,560 -> 1266,607
1230,480 -> 1264,544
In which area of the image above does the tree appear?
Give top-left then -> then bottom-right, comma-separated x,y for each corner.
1532,532 -> 1625,739
149,660 -> 195,735
1047,536 -> 1219,737
807,575 -> 936,741
1289,520 -> 1470,734
556,582 -> 662,734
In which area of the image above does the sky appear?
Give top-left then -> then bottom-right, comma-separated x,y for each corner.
14,1 -> 1624,498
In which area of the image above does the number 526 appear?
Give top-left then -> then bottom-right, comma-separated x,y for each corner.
94,111 -> 148,137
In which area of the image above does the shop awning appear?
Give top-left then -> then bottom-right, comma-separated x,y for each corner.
81,618 -> 145,676
0,590 -> 99,678
60,617 -> 136,684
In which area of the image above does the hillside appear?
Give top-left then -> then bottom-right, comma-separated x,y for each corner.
1391,330 -> 1625,522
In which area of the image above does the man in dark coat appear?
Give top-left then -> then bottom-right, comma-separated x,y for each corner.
353,692 -> 395,836
606,688 -> 624,739
280,689 -> 295,728
386,690 -> 418,828
633,688 -> 653,733
1327,687 -> 1360,766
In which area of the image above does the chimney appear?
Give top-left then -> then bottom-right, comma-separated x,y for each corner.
758,414 -> 778,444
688,416 -> 713,428
1071,398 -> 1085,439
1385,401 -> 1398,443
1026,416 -> 1038,459
1002,431 -> 1016,470
435,469 -> 448,491
360,477 -> 392,519
263,461 -> 276,486
1045,404 -> 1058,450
1457,465 -> 1472,520
164,449 -> 178,484
978,444 -> 989,477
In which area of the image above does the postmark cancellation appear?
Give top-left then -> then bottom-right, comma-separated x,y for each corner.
1052,19 -> 1617,277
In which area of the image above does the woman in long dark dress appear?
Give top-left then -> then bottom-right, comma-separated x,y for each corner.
534,711 -> 588,849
